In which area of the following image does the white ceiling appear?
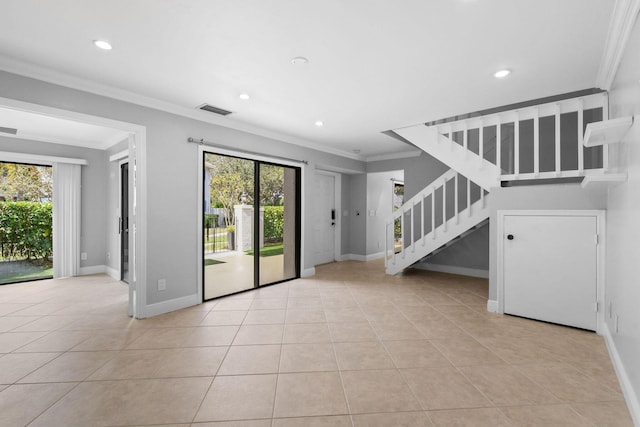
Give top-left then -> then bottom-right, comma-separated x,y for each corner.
0,0 -> 615,159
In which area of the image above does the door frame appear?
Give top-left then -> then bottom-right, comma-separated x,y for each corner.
496,209 -> 605,333
197,145 -> 306,303
314,169 -> 342,264
118,158 -> 130,284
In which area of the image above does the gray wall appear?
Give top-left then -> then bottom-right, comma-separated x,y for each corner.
347,174 -> 367,256
604,14 -> 640,415
0,70 -> 364,308
340,173 -> 351,256
488,183 -> 606,301
0,136 -> 108,270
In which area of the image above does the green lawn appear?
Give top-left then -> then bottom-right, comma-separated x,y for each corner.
245,244 -> 283,257
204,259 -> 225,266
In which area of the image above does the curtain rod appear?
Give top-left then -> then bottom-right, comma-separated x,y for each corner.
188,137 -> 308,165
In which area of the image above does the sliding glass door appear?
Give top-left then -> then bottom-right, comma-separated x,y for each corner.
203,152 -> 300,300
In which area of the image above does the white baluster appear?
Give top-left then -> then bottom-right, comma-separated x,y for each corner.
442,179 -> 447,232
534,108 -> 539,177
555,104 -> 561,176
496,121 -> 502,174
602,94 -> 609,171
578,99 -> 584,173
385,222 -> 388,268
463,124 -> 468,157
454,174 -> 459,225
421,194 -> 425,246
514,113 -> 520,177
411,201 -> 415,253
431,188 -> 436,240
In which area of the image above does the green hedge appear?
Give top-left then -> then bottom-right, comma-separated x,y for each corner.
204,213 -> 219,229
0,201 -> 52,262
264,206 -> 284,243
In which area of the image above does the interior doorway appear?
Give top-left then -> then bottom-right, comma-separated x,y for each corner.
120,162 -> 130,283
203,152 -> 301,300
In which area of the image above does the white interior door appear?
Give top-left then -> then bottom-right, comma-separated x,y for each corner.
503,214 -> 598,330
313,173 -> 335,265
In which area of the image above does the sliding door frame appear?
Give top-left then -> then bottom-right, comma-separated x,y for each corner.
199,146 -> 304,302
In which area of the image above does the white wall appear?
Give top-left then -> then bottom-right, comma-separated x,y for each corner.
604,12 -> 640,421
0,70 -> 365,313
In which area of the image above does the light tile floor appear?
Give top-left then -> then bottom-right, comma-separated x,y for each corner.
0,260 -> 633,426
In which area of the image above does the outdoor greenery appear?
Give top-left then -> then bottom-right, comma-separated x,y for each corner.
204,213 -> 219,229
0,162 -> 52,202
0,201 -> 53,262
206,154 -> 285,229
264,206 -> 284,243
245,244 -> 284,257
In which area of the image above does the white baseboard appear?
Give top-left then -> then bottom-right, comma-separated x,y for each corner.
340,252 -> 385,262
413,262 -> 489,279
78,265 -> 106,276
301,267 -> 316,278
140,294 -> 200,318
602,324 -> 640,426
105,266 -> 119,280
486,299 -> 498,313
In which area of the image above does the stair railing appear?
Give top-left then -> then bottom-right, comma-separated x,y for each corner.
385,169 -> 488,269
431,92 -> 608,181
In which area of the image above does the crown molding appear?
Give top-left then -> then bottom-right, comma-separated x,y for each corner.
595,0 -> 640,90
365,149 -> 423,162
0,55 -> 364,161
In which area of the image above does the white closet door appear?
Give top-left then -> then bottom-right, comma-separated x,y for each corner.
503,214 -> 597,330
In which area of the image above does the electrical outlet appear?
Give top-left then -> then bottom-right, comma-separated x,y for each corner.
158,279 -> 166,291
81,252 -> 87,260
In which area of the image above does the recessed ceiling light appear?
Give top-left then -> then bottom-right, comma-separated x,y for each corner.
239,93 -> 250,100
291,56 -> 309,65
93,40 -> 112,50
494,69 -> 511,78
315,120 -> 324,127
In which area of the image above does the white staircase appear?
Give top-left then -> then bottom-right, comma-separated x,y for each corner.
386,91 -> 625,275
385,169 -> 490,275
394,125 -> 501,190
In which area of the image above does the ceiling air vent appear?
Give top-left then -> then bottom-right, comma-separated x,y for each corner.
198,104 -> 233,116
0,126 -> 18,135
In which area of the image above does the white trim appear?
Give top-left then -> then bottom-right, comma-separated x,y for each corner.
198,145 -> 307,301
141,294 -> 200,318
79,265 -> 106,276
487,299 -> 498,313
105,265 -> 119,280
315,169 -> 342,265
109,149 -> 129,162
595,0 -> 640,90
343,252 -> 386,262
365,149 -> 422,162
496,210 -> 606,334
0,150 -> 87,166
301,267 -> 316,278
414,262 -> 490,279
602,324 -> 640,426
314,162 -> 365,175
0,57 -> 364,161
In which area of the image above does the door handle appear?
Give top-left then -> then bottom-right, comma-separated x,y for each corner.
507,234 -> 514,240
331,209 -> 335,226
